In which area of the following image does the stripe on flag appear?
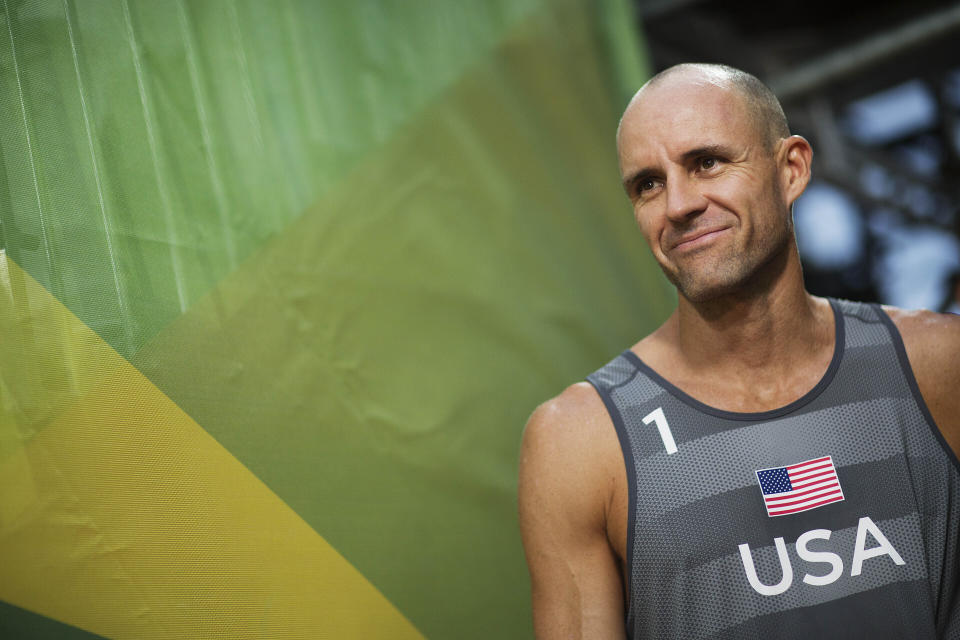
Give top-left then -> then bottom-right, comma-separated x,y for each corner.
755,456 -> 844,517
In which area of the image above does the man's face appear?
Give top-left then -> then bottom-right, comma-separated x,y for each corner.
617,77 -> 792,302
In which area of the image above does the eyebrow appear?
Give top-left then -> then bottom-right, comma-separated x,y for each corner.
681,144 -> 732,162
621,143 -> 733,193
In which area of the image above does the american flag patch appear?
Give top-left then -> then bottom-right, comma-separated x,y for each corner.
755,456 -> 844,517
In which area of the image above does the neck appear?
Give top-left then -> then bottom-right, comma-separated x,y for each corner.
670,239 -> 828,372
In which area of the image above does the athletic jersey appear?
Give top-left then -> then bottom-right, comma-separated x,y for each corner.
586,299 -> 960,639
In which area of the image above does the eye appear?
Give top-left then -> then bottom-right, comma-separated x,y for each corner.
697,155 -> 727,173
632,177 -> 663,201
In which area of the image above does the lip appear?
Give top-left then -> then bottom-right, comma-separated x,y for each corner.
670,226 -> 731,252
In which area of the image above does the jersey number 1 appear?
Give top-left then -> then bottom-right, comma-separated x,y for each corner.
643,407 -> 677,455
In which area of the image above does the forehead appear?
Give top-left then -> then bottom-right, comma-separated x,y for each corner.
618,78 -> 760,170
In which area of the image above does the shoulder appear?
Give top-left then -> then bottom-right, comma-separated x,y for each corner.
519,382 -> 622,527
881,306 -> 960,457
881,306 -> 960,376
521,381 -> 622,469
523,382 -> 612,451
520,382 -> 619,481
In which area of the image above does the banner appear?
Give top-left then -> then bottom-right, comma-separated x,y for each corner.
0,0 -> 670,637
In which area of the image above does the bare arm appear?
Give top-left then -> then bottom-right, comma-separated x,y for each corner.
886,307 -> 960,459
518,383 -> 627,639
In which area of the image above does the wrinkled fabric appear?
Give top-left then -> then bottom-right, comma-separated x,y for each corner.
0,0 -> 668,637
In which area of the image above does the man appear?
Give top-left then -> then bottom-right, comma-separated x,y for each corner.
518,63 -> 960,639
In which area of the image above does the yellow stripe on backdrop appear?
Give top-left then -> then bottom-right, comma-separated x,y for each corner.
0,0 -> 665,636
0,255 -> 423,640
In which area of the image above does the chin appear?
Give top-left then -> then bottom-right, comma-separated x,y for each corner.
661,260 -> 747,303
676,278 -> 741,303
665,228 -> 792,303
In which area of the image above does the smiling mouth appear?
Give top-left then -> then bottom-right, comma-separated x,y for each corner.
671,227 -> 731,252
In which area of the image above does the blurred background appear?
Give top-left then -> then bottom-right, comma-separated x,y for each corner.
0,1 -> 957,639
636,0 -> 960,311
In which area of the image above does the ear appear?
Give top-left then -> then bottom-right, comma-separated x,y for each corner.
778,135 -> 813,205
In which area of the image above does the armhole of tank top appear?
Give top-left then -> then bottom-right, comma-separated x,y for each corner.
872,303 -> 960,474
586,364 -> 639,630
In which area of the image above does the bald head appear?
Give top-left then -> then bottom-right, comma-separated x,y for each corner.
620,63 -> 789,152
614,62 -> 813,302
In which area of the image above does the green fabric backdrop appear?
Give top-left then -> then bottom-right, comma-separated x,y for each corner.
0,0 -> 672,637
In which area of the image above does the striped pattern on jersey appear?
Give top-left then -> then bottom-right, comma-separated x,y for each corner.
586,299 -> 960,640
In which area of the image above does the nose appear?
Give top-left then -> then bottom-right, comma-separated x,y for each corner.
664,172 -> 708,223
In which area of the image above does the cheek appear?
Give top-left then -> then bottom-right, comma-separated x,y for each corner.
707,179 -> 750,210
712,169 -> 767,201
637,221 -> 671,267
633,206 -> 661,246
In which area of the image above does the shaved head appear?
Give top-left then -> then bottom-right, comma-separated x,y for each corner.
614,62 -> 812,302
620,63 -> 789,153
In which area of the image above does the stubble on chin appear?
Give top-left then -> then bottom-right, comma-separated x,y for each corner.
664,257 -> 743,303
662,223 -> 791,303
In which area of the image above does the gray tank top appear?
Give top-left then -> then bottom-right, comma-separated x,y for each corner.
586,299 -> 960,639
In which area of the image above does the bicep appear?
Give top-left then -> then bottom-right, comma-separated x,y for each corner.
518,397 -> 627,640
524,527 -> 625,640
